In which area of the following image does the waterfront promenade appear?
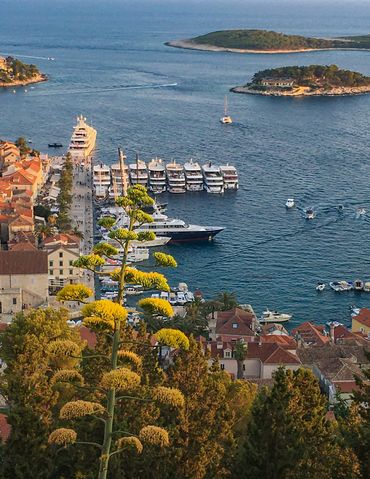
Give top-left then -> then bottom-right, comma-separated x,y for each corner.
70,154 -> 95,295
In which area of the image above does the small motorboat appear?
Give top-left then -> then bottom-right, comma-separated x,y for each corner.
364,282 -> 370,292
259,309 -> 292,323
354,279 -> 364,291
329,281 -> 353,292
356,207 -> 366,217
48,142 -> 63,148
285,198 -> 295,209
316,282 -> 326,292
305,208 -> 315,220
338,204 -> 344,211
350,305 -> 361,317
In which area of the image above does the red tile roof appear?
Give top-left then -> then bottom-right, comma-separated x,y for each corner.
333,380 -> 360,394
260,334 -> 297,349
215,308 -> 256,338
291,322 -> 330,346
247,342 -> 301,364
352,308 -> 370,329
0,414 -> 10,442
0,250 -> 47,275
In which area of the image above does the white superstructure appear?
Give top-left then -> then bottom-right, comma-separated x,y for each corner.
68,115 -> 97,159
220,164 -> 238,190
202,162 -> 224,194
129,159 -> 148,186
93,164 -> 110,199
166,160 -> 186,193
148,158 -> 166,194
184,159 -> 203,192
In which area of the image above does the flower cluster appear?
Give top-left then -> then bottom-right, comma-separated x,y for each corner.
83,315 -> 114,331
156,328 -> 190,350
117,350 -> 142,369
116,436 -> 143,454
108,228 -> 138,242
48,428 -> 77,446
48,339 -> 81,358
153,386 -> 185,408
138,298 -> 174,318
139,425 -> 169,447
60,400 -> 104,419
123,267 -> 170,291
73,254 -> 105,271
97,216 -> 116,230
51,369 -> 84,386
100,368 -> 141,391
56,284 -> 93,302
126,184 -> 154,206
93,242 -> 119,257
153,252 -> 177,268
82,300 -> 127,327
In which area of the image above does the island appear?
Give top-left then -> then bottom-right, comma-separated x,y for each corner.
0,56 -> 47,87
230,65 -> 370,97
165,29 -> 370,54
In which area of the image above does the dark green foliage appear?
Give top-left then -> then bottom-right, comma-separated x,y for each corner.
34,204 -> 52,221
0,56 -> 41,83
250,64 -> 370,88
192,29 -> 370,51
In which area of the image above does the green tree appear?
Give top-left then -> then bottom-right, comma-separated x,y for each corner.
0,308 -> 83,479
234,340 -> 248,380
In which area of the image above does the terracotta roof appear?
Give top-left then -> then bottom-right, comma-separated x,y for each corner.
260,334 -> 297,349
291,322 -> 330,346
0,250 -> 47,274
44,233 -> 80,247
0,414 -> 10,442
215,308 -> 256,337
8,242 -> 37,251
333,380 -> 360,394
352,308 -> 370,329
247,342 -> 301,364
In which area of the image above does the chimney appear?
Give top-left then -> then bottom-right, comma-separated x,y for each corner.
330,323 -> 335,343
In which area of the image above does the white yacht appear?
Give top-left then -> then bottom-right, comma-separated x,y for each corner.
259,309 -> 292,324
93,164 -> 111,199
148,158 -> 166,194
129,159 -> 148,187
286,198 -> 295,208
220,164 -> 238,190
68,115 -> 97,159
202,162 -> 224,194
184,159 -> 203,192
120,209 -> 224,242
166,160 -> 186,193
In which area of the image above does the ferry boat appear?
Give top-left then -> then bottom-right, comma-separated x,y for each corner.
148,158 -> 166,194
93,164 -> 111,199
259,309 -> 292,324
68,115 -> 97,159
124,210 -> 224,242
220,164 -> 238,190
220,96 -> 232,124
166,160 -> 186,193
184,159 -> 203,192
129,158 -> 148,187
202,162 -> 224,194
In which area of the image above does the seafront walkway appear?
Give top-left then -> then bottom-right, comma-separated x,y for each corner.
70,154 -> 95,296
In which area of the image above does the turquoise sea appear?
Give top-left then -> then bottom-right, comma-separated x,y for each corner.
2,0 -> 370,326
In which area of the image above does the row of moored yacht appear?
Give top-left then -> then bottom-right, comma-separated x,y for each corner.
93,158 -> 238,199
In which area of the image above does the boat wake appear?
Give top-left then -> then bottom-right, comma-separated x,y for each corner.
27,83 -> 178,96
0,52 -> 52,61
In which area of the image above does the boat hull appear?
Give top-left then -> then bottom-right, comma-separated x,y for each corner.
155,228 -> 224,243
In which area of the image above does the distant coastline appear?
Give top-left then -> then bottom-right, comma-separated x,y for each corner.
0,73 -> 47,88
231,85 -> 370,97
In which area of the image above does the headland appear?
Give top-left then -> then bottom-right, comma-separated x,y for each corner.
0,55 -> 47,88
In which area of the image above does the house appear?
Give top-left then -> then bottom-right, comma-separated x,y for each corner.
205,338 -> 301,380
291,321 -> 330,347
352,308 -> 370,335
208,307 -> 257,342
0,250 -> 48,317
260,78 -> 295,88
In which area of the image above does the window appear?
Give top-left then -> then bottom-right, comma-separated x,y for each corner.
49,269 -> 53,275
59,252 -> 63,258
69,260 -> 73,266
243,364 -> 246,371
59,261 -> 63,267
232,323 -> 238,329
49,260 -> 54,267
13,298 -> 17,305
69,269 -> 73,275
224,351 -> 231,358
220,364 -> 225,370
59,269 -> 63,275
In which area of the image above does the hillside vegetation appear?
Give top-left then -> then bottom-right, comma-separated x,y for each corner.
0,56 -> 42,84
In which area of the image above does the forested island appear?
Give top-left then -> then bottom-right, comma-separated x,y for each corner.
166,29 -> 370,54
231,65 -> 370,97
0,56 -> 46,87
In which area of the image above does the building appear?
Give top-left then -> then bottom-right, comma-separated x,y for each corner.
0,250 -> 48,318
291,321 -> 330,347
208,307 -> 257,342
260,78 -> 295,88
352,308 -> 370,335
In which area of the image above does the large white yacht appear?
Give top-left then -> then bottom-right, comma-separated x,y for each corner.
129,159 -> 148,187
202,162 -> 224,194
93,164 -> 111,199
166,160 -> 186,193
132,210 -> 224,242
220,164 -> 238,190
68,115 -> 97,159
148,158 -> 166,194
184,159 -> 203,192
109,162 -> 129,198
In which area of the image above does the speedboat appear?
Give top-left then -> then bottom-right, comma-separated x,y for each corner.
286,198 -> 295,209
350,305 -> 361,317
356,207 -> 366,217
316,282 -> 326,292
259,309 -> 292,323
354,279 -> 364,291
305,208 -> 315,220
329,281 -> 353,292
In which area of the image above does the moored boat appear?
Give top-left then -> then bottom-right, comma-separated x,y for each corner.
354,279 -> 364,291
202,162 -> 224,194
129,157 -> 148,187
147,158 -> 166,193
184,159 -> 203,192
68,115 -> 97,159
166,160 -> 186,193
316,282 -> 325,292
259,309 -> 292,323
220,164 -> 238,190
285,198 -> 295,208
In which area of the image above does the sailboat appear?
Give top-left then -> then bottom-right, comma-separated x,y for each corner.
220,96 -> 233,124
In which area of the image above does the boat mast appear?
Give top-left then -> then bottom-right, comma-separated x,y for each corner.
224,95 -> 228,116
118,147 -> 128,197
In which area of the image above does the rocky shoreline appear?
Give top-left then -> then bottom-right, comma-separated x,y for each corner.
0,73 -> 47,88
230,85 -> 370,97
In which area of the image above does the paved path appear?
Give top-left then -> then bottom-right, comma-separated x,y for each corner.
70,154 -> 95,295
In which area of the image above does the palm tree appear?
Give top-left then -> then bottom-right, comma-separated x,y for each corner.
215,291 -> 238,311
234,340 -> 248,379
70,226 -> 84,240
